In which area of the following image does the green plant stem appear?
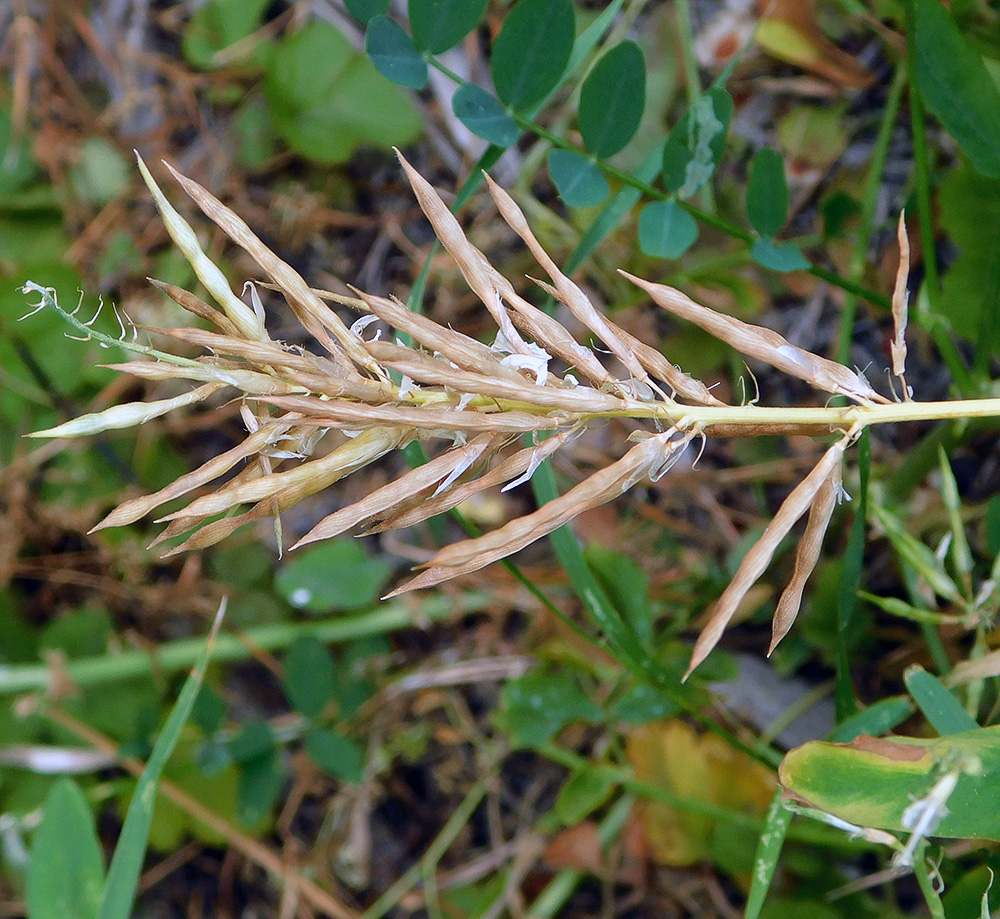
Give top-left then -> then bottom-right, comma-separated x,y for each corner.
527,793 -> 632,919
0,593 -> 486,697
361,777 -> 491,919
912,844 -> 947,919
835,64 -> 907,366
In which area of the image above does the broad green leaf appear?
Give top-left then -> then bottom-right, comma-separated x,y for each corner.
750,238 -> 809,272
96,610 -> 221,919
227,720 -> 275,762
584,545 -> 651,645
578,40 -> 645,158
305,728 -> 365,783
191,684 -> 227,734
491,0 -> 574,111
555,766 -> 616,825
939,159 -> 1000,347
744,791 -> 792,919
904,665 -> 979,735
265,21 -> 421,165
275,538 -> 394,613
27,779 -> 104,919
500,669 -> 603,748
69,138 -> 130,206
409,0 -> 486,53
746,148 -> 790,238
365,15 -> 428,90
609,682 -> 680,724
661,88 -> 733,198
826,696 -> 915,743
40,606 -> 112,659
911,0 -> 1000,177
452,83 -> 520,148
781,724 -> 1000,839
182,0 -> 270,69
345,0 -> 390,23
988,495 -> 1000,558
548,150 -> 610,207
237,748 -> 283,826
283,636 -> 336,719
638,200 -> 698,259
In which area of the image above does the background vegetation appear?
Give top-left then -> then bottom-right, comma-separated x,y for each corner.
2,1 -> 1000,917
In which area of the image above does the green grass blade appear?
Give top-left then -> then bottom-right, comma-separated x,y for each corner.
826,696 -> 915,743
96,602 -> 225,919
904,664 -> 979,735
835,427 -> 869,720
744,789 -> 793,919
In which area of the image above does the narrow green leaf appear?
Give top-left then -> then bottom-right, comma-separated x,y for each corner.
97,605 -> 223,919
409,0 -> 486,53
548,150 -> 610,208
638,200 -> 698,259
491,0 -> 574,111
365,15 -> 428,90
750,238 -> 810,272
345,0 -> 390,23
858,591 -> 957,626
27,779 -> 104,919
904,664 -> 979,735
305,728 -> 366,783
937,446 -> 974,579
835,427 -> 869,721
744,790 -> 792,919
911,0 -> 1000,177
826,696 -> 915,743
452,83 -> 520,147
873,504 -> 962,603
578,41 -> 645,158
283,636 -> 336,719
746,147 -> 789,238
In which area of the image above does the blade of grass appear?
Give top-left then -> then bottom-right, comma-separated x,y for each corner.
835,427 -> 869,721
96,600 -> 226,919
744,790 -> 793,919
904,665 -> 978,734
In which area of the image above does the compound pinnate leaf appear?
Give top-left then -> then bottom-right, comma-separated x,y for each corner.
911,0 -> 1000,178
548,149 -> 610,208
345,0 -> 390,22
491,0 -> 574,111
409,0 -> 486,54
27,778 -> 104,919
365,15 -> 428,90
579,40 -> 646,158
750,238 -> 810,272
283,636 -> 337,719
452,82 -> 520,147
638,200 -> 698,259
305,728 -> 365,783
746,147 -> 790,238
781,726 -> 1000,840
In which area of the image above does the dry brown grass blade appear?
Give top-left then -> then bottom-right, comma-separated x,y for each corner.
149,278 -> 241,336
156,427 -> 406,522
161,162 -> 384,380
101,360 -> 301,396
389,431 -> 688,595
622,272 -> 887,404
367,431 -> 574,533
483,172 -> 665,399
293,433 -> 507,548
768,469 -> 841,654
890,211 -> 910,395
260,394 -> 564,433
395,151 -> 612,386
90,421 -> 294,531
685,432 -> 851,679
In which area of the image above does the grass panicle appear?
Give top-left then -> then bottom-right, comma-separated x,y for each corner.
22,153 -> 1000,676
